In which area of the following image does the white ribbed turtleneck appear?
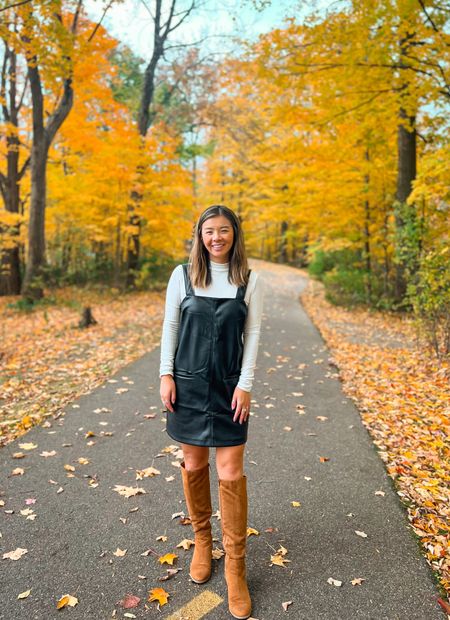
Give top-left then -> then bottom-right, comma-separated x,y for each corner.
159,260 -> 264,392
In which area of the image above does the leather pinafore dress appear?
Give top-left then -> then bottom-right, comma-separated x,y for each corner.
166,263 -> 251,447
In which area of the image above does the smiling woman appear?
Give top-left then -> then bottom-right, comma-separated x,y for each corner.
159,204 -> 264,620
201,217 -> 234,262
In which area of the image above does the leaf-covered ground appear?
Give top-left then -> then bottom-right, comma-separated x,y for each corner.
0,287 -> 165,446
301,278 -> 450,600
1,274 -> 449,604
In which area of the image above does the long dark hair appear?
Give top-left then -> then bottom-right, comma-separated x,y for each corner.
188,205 -> 249,288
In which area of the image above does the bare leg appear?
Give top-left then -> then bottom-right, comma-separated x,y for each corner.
181,442 -> 209,470
215,444 -> 245,480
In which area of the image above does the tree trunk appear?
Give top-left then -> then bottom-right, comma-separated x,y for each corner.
20,2 -> 79,300
394,108 -> 417,302
393,22 -> 418,304
279,220 -> 288,263
22,141 -> 49,300
363,149 -> 372,303
0,41 -> 29,295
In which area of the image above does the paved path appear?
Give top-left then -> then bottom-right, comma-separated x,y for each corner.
0,261 -> 443,619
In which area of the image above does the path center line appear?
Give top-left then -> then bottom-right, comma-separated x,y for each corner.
165,590 -> 223,620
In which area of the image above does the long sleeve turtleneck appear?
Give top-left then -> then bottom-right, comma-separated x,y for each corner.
159,260 -> 264,392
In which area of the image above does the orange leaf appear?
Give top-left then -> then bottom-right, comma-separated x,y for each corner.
148,587 -> 169,606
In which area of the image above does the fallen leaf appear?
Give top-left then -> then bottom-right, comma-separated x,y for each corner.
18,443 -> 37,450
355,530 -> 368,538
158,553 -> 178,565
270,554 -> 291,567
148,587 -> 169,607
136,466 -> 160,480
113,485 -> 146,498
291,501 -> 301,507
437,598 -> 450,614
282,600 -> 293,611
3,547 -> 28,560
40,450 -> 57,457
118,593 -> 141,609
156,535 -> 168,542
247,527 -> 259,537
212,548 -> 225,560
158,567 -> 182,581
113,548 -> 127,557
56,594 -> 79,608
12,467 -> 24,476
351,577 -> 366,585
327,577 -> 342,586
17,589 -> 31,599
161,445 -> 179,453
176,539 -> 195,550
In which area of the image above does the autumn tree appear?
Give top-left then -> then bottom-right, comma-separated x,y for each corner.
124,0 -> 199,288
0,0 -> 87,300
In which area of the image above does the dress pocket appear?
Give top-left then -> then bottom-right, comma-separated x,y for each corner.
222,374 -> 240,406
173,372 -> 209,410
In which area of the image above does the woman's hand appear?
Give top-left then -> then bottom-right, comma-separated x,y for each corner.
231,387 -> 251,424
160,375 -> 176,413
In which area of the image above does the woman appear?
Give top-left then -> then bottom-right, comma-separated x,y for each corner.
159,205 -> 264,620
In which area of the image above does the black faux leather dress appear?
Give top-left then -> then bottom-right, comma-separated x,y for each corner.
165,263 -> 250,447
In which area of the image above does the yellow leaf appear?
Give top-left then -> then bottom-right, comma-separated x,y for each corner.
246,527 -> 259,537
291,501 -> 301,507
64,464 -> 75,472
20,416 -> 34,428
18,443 -> 37,450
56,594 -> 78,608
158,553 -> 178,565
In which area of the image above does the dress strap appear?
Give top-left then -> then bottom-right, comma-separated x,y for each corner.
236,269 -> 251,301
182,263 -> 194,296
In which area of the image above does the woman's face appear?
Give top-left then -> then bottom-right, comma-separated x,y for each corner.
201,214 -> 234,263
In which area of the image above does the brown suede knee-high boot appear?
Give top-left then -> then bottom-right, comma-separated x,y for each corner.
180,461 -> 213,584
219,475 -> 252,620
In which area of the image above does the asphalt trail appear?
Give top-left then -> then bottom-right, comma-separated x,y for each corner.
0,261 -> 442,619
